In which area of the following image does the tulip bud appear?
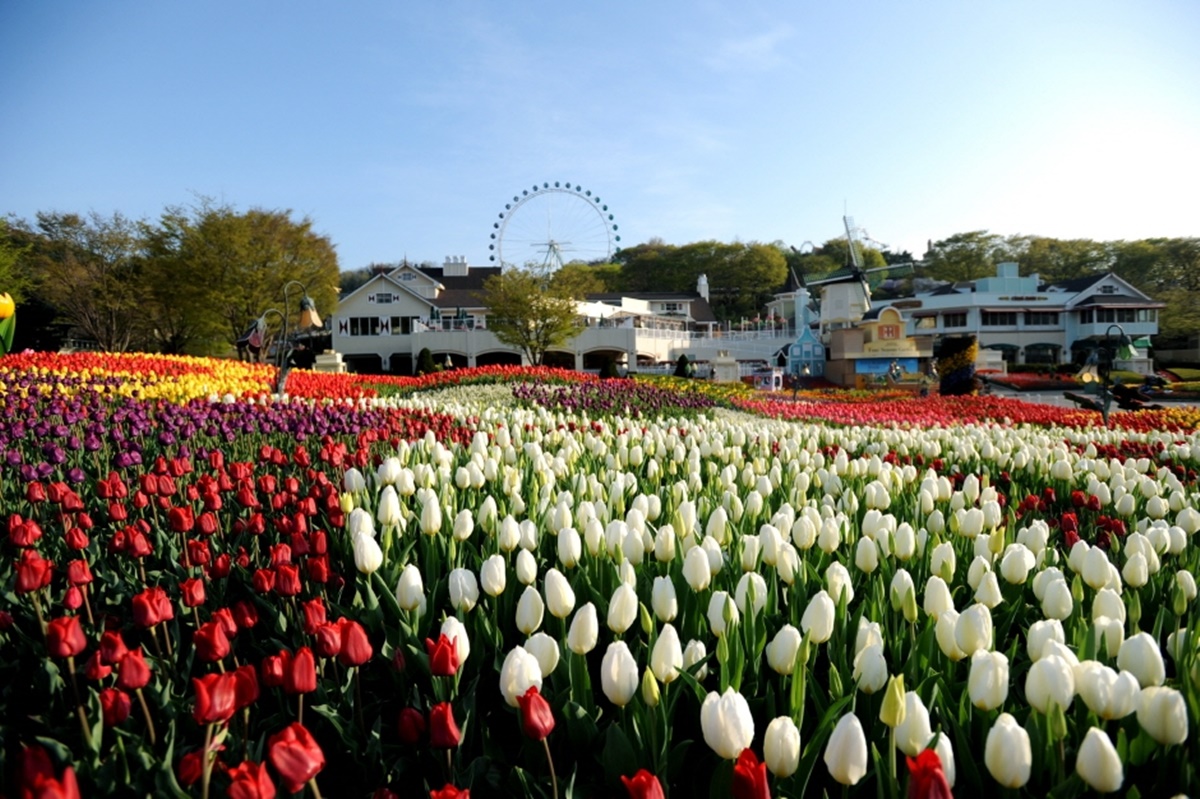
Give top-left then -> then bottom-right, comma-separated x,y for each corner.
880,674 -> 906,727
1075,727 -> 1123,793
641,667 -> 660,707
984,713 -> 1031,788
824,712 -> 868,786
764,716 -> 801,778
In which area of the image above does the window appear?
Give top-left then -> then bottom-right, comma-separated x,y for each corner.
1079,310 -> 1094,324
1099,285 -> 1116,294
390,316 -> 413,335
660,302 -> 683,313
982,311 -> 1018,326
1096,308 -> 1137,324
348,317 -> 381,336
916,316 -> 936,329
1138,309 -> 1157,322
375,293 -> 394,304
398,272 -> 416,281
1024,311 -> 1059,326
943,313 -> 967,328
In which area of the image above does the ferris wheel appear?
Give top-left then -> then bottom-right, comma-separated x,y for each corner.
488,182 -> 620,270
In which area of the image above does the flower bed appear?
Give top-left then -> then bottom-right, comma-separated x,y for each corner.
0,358 -> 1198,797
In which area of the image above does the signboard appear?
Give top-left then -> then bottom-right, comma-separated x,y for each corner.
856,357 -> 918,375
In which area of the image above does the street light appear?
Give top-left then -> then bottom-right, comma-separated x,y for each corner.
1089,323 -> 1137,427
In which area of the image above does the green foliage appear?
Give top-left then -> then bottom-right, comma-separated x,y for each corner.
482,266 -> 586,366
921,231 -> 1013,283
415,347 -> 437,376
674,354 -> 691,378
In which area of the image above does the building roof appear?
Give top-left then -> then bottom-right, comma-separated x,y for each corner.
1072,295 -> 1165,308
415,265 -> 501,291
1048,273 -> 1107,293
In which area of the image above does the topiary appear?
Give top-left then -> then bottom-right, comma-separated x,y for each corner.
415,347 -> 437,376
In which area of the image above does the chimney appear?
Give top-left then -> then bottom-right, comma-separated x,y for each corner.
697,273 -> 710,302
443,255 -> 468,277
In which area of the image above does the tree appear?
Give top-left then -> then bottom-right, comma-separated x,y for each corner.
415,347 -> 436,376
141,200 -> 340,355
921,231 -> 1011,283
1013,236 -> 1111,283
19,211 -> 149,352
482,266 -> 585,366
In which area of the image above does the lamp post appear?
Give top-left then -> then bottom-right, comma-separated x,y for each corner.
262,280 -> 323,395
1091,323 -> 1135,427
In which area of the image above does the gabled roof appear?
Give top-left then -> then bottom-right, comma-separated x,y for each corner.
1049,273 -> 1107,293
1071,295 -> 1165,308
432,289 -> 489,310
416,265 -> 501,291
339,270 -> 437,307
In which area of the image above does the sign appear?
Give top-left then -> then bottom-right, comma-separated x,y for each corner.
856,358 -> 918,375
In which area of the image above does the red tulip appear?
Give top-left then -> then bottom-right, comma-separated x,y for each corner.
180,577 -> 206,608
252,568 -> 276,594
275,564 -> 301,596
46,615 -> 87,658
430,786 -> 470,799
168,506 -> 195,533
117,646 -> 152,691
306,555 -> 330,584
424,634 -> 460,677
177,750 -> 204,787
17,745 -> 80,799
193,672 -> 238,725
429,702 -> 461,748
65,526 -> 89,549
187,539 -> 211,566
193,620 -> 231,662
267,722 -> 325,793
906,748 -> 952,799
233,599 -> 260,630
314,623 -> 342,658
213,606 -> 238,638
232,664 -> 260,710
517,686 -> 555,741
210,552 -> 232,578
197,511 -> 219,536
64,585 -> 84,611
65,559 -> 92,586
285,647 -> 317,694
132,586 -> 174,628
226,759 -> 276,799
15,550 -> 53,594
10,518 -> 42,547
732,748 -> 770,799
621,770 -> 666,799
99,630 -> 129,665
26,482 -> 47,503
397,707 -> 425,744
100,687 -> 132,726
337,619 -> 373,666
261,650 -> 290,688
301,597 -> 326,634
85,649 -> 113,681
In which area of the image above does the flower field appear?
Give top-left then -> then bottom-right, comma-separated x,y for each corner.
2,353 -> 1199,798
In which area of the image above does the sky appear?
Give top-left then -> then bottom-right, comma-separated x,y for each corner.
2,1 -> 1198,272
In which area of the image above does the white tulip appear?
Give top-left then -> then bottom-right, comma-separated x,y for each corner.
480,553 -> 507,597
766,624 -> 802,675
440,616 -> 471,666
682,545 -> 711,592
764,716 -> 801,777
395,564 -> 424,611
1136,686 -> 1189,745
824,713 -> 868,786
984,713 -> 1032,788
1117,632 -> 1165,687
801,590 -> 836,644
936,610 -> 966,661
683,638 -> 708,681
895,692 -> 934,756
516,548 -> 538,585
452,508 -> 474,541
955,603 -> 993,656
1027,618 -> 1064,662
524,632 -> 560,677
543,568 -> 576,619
1025,653 -> 1076,713
567,602 -> 599,655
650,623 -> 683,683
707,591 -> 739,637
515,585 -> 545,635
826,562 -> 854,605
651,575 -> 678,622
734,571 -> 767,617
701,688 -> 755,760
1075,661 -> 1138,720
499,646 -> 543,707
968,650 -> 1009,710
1075,727 -> 1123,794
448,567 -> 479,612
852,643 -> 888,694
351,532 -> 383,574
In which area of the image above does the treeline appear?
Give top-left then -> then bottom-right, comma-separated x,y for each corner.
0,201 -> 340,355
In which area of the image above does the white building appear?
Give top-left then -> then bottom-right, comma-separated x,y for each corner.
895,262 -> 1162,372
332,258 -> 794,374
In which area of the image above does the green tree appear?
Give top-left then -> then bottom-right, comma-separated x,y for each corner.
921,231 -> 1011,283
482,266 -> 585,366
0,219 -> 32,302
1012,236 -> 1111,283
141,201 -> 340,354
18,211 -> 149,352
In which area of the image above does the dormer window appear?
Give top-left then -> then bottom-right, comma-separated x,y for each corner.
398,272 -> 416,281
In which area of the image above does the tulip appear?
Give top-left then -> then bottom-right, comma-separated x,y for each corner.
517,685 -> 555,741
420,495 -> 442,536
525,632 -> 560,677
567,603 -> 599,655
225,760 -> 275,799
430,784 -> 469,799
800,590 -> 835,644
601,641 -> 639,707
734,572 -> 767,617
682,545 -> 711,592
621,769 -> 666,799
430,702 -> 461,748
825,561 -> 854,604
984,713 -> 1031,788
855,536 -> 879,573
651,575 -> 677,622
766,624 -> 802,675
448,568 -> 479,613
700,688 -> 754,760
100,687 -> 132,726
397,707 -> 425,744
46,615 -> 87,658
607,582 -> 638,634
764,716 -> 801,777
1075,726 -> 1123,793
1025,653 -> 1076,714
515,585 -> 545,635
1075,662 -> 1138,720
824,712 -> 868,785
968,650 -> 1008,710
931,732 -> 956,788
650,623 -> 683,683
480,554 -> 506,597
1117,632 -> 1165,687
376,485 -> 402,527
395,565 -> 424,612
558,527 -> 582,568
683,639 -> 708,681
499,646 -> 543,708
338,619 -> 374,667
516,549 -> 538,585
352,533 -> 383,574
853,643 -> 888,694
425,634 -> 460,677
923,576 -> 954,620
707,591 -> 739,637
285,647 -> 317,695
193,672 -> 238,725
452,508 -> 474,541
116,647 -> 151,691
543,568 -> 575,619
268,722 -> 326,793
1136,686 -> 1188,745
732,748 -> 769,799
954,603 -> 993,657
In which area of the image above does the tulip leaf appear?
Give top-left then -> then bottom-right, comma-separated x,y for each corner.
1128,729 -> 1158,766
600,723 -> 638,788
676,667 -> 709,706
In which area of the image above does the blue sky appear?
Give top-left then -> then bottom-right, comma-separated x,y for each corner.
2,1 -> 1197,271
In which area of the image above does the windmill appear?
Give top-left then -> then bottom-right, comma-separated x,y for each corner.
796,217 -> 916,341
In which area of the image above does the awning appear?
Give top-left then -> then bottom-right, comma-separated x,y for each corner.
911,311 -> 938,318
1132,337 -> 1152,348
1025,342 -> 1062,350
979,308 -> 1021,313
982,342 -> 1019,350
